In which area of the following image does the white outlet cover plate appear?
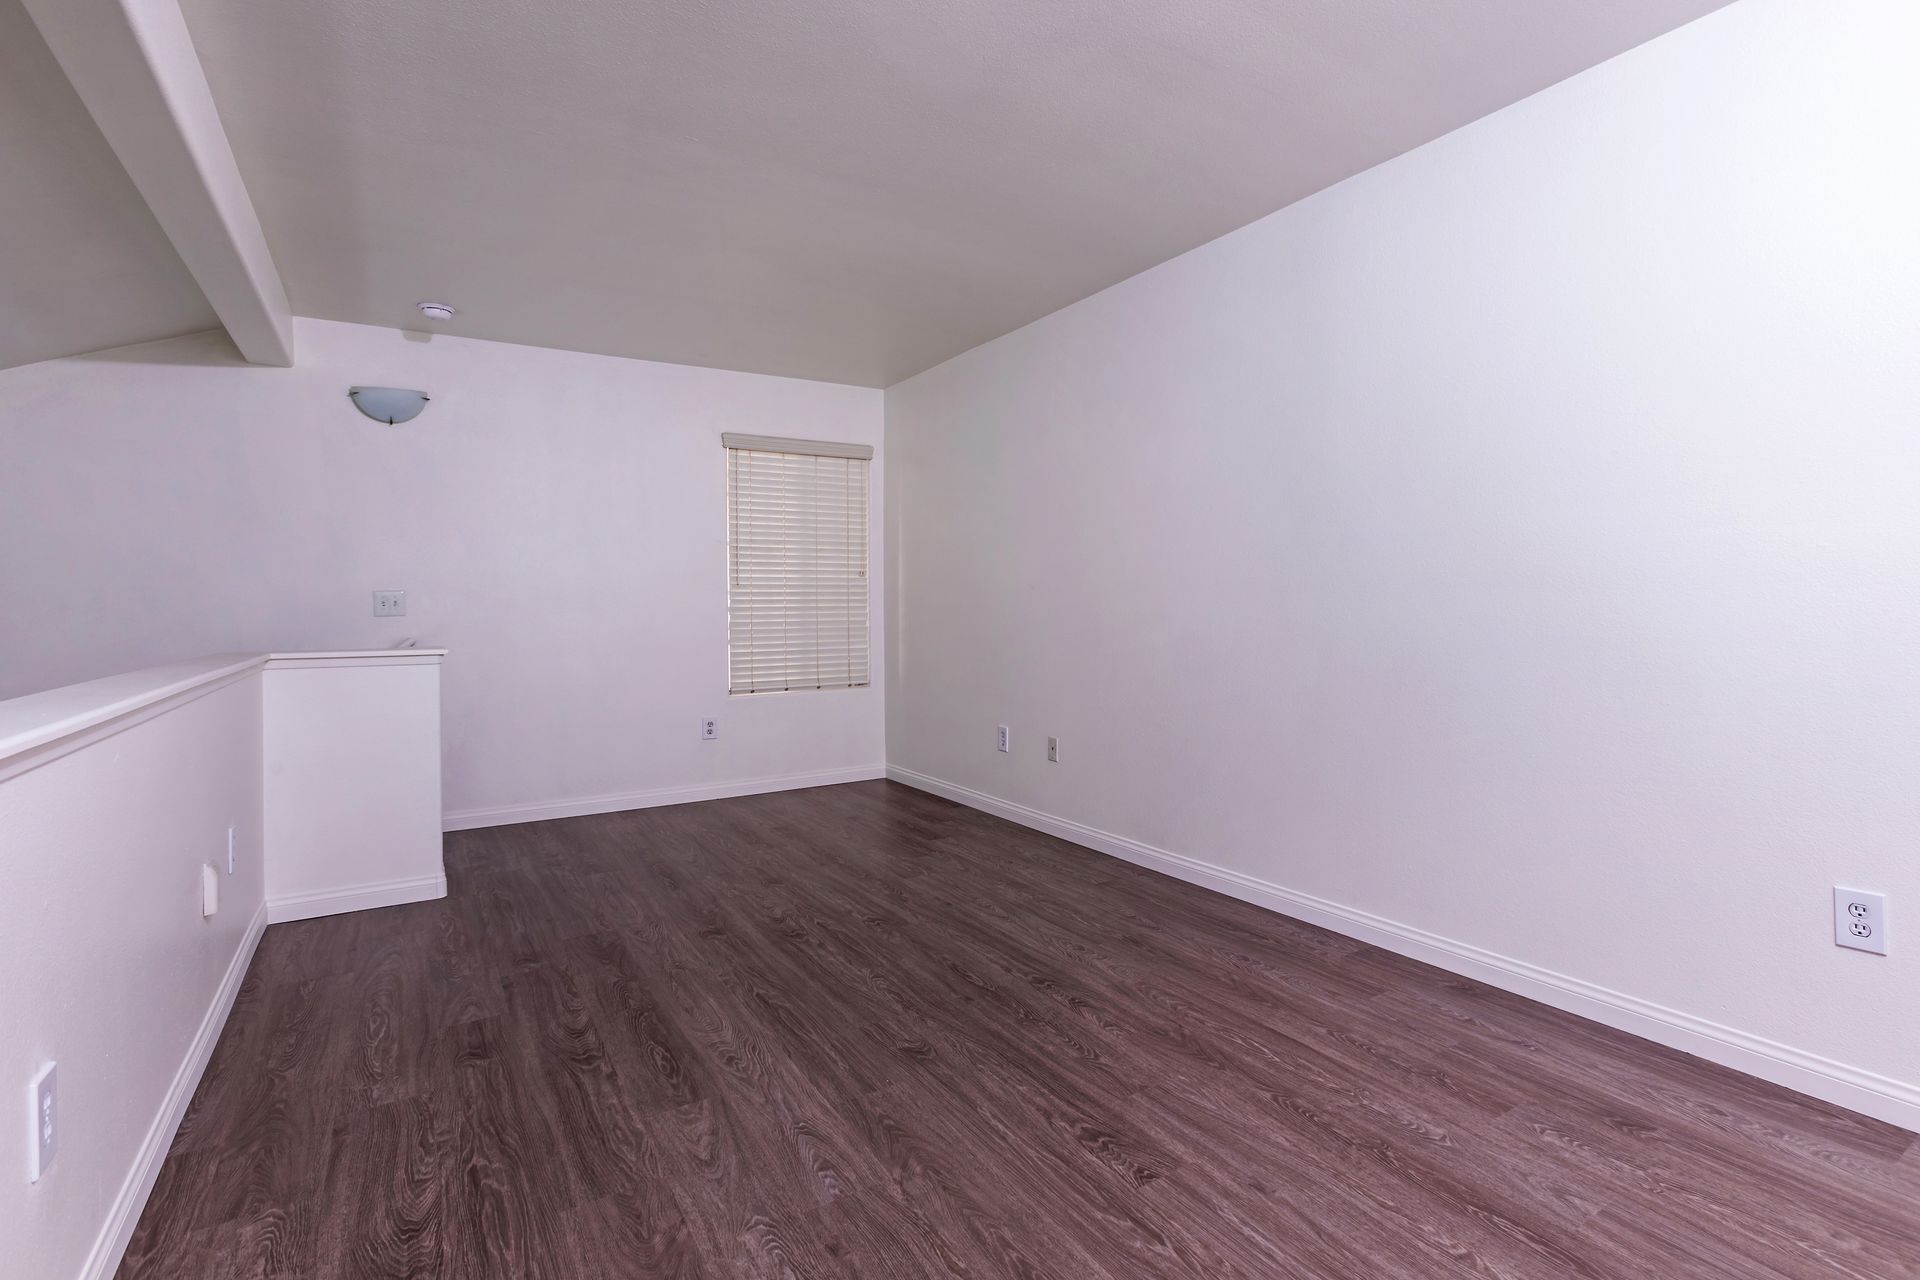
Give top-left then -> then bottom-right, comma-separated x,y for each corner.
373,590 -> 407,617
1834,886 -> 1888,955
997,725 -> 1010,753
29,1061 -> 55,1183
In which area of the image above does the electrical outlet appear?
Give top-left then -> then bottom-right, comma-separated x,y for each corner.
28,1062 -> 55,1183
996,724 -> 1010,753
372,589 -> 407,617
201,863 -> 220,918
1834,887 -> 1888,955
701,717 -> 718,741
226,824 -> 236,876
1046,736 -> 1059,763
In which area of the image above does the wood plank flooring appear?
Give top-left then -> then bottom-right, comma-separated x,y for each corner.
120,780 -> 1920,1278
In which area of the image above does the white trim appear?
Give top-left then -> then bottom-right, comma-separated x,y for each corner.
0,655 -> 262,771
0,667 -> 262,787
443,765 -> 888,831
886,766 -> 1920,1135
81,901 -> 268,1280
1,650 -> 445,774
267,873 -> 448,924
263,650 -> 446,671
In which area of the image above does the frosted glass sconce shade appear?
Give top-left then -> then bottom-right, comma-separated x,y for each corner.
348,386 -> 430,424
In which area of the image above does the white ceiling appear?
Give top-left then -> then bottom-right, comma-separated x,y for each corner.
15,0 -> 1735,385
0,0 -> 217,371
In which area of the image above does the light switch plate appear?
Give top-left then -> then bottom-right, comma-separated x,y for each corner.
28,1062 -> 55,1184
372,590 -> 407,617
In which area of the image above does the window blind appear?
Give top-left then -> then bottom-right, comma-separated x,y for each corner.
724,435 -> 872,694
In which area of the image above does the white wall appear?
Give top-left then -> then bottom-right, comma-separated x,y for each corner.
886,0 -> 1920,1123
264,651 -> 445,920
0,318 -> 886,820
1,668 -> 264,1280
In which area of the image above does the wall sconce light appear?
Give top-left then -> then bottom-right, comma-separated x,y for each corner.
348,386 -> 430,424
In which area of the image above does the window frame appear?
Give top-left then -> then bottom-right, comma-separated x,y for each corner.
722,433 -> 874,696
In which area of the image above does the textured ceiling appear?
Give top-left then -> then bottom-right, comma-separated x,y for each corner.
0,0 -> 217,371
15,0 -> 1736,385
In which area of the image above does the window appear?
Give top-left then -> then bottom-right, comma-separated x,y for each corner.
724,433 -> 872,693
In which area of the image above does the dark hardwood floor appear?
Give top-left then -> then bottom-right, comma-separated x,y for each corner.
121,780 -> 1920,1278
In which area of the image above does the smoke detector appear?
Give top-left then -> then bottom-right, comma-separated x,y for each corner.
416,302 -> 456,321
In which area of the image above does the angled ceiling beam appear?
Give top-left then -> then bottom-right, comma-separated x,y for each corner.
22,0 -> 294,366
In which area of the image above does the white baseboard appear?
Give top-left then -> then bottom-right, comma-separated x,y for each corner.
441,765 -> 889,832
82,900 -> 268,1280
886,765 -> 1920,1135
266,873 -> 447,924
